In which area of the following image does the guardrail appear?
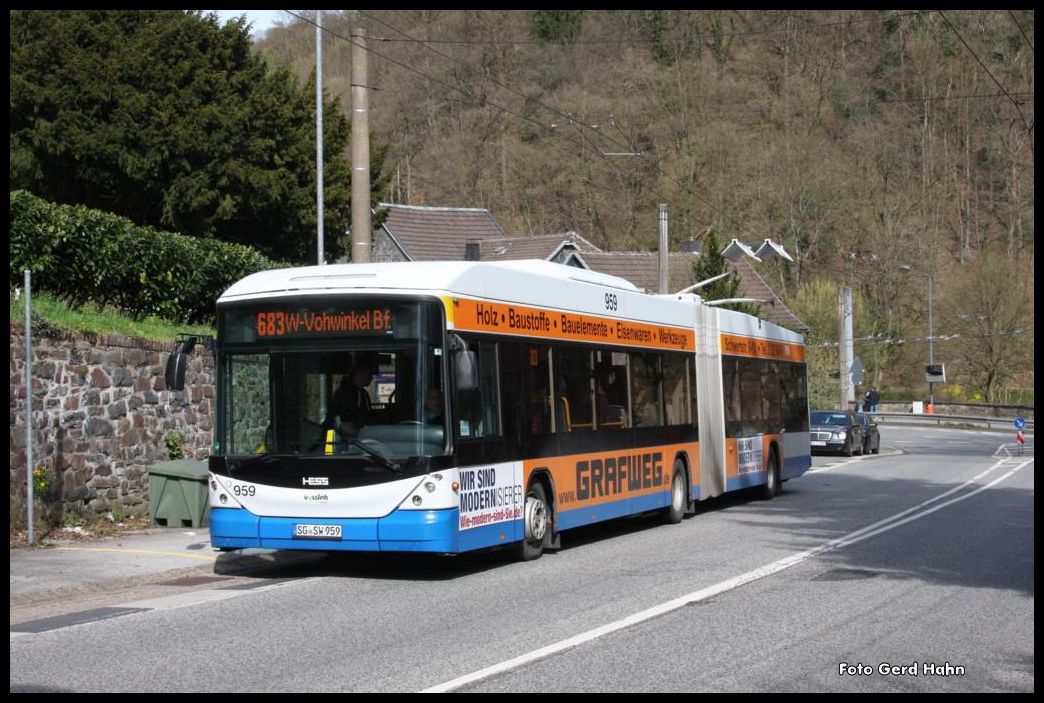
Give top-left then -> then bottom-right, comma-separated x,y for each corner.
870,412 -> 1033,431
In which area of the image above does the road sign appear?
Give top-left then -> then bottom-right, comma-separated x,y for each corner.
850,357 -> 864,386
1014,416 -> 1026,430
925,363 -> 946,383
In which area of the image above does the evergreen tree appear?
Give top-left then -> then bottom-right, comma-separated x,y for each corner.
691,230 -> 759,315
10,10 -> 381,263
531,10 -> 584,43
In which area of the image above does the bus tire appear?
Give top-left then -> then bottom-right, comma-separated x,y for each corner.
663,463 -> 687,524
519,481 -> 550,561
758,450 -> 779,500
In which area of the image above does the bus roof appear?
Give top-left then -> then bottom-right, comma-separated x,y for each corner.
218,260 -> 641,303
218,259 -> 803,347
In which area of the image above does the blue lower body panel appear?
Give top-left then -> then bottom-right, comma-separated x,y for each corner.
557,491 -> 670,531
726,471 -> 767,492
783,454 -> 811,480
210,507 -> 461,553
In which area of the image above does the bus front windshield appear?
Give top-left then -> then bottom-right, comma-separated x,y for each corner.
219,299 -> 447,461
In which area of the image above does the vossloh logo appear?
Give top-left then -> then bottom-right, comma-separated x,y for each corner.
303,477 -> 329,487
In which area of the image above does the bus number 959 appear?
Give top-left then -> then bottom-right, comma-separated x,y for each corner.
604,292 -> 618,311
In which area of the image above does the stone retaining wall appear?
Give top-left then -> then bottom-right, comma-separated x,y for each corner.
10,329 -> 213,527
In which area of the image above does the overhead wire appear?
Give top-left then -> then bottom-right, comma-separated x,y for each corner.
284,10 -> 1031,247
1006,10 -> 1033,53
937,10 -> 1033,144
369,10 -> 937,46
348,10 -> 777,245
282,10 -> 626,182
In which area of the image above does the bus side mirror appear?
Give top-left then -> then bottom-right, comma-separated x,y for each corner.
448,333 -> 479,391
165,336 -> 198,391
455,350 -> 479,391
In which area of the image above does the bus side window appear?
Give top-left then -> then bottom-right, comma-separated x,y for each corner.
631,352 -> 663,428
594,349 -> 627,429
662,353 -> 691,426
453,338 -> 501,439
722,357 -> 740,437
554,345 -> 593,431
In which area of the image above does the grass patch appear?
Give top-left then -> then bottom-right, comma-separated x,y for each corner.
11,291 -> 214,343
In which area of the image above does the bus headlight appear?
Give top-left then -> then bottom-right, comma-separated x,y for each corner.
424,482 -> 437,493
412,495 -> 423,506
209,474 -> 245,509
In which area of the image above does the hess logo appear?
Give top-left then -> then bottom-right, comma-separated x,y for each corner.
302,477 -> 329,487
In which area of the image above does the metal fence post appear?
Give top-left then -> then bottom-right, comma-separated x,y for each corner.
24,270 -> 34,545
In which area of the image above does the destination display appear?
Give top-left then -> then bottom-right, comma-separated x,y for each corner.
220,300 -> 442,344
720,333 -> 805,362
450,298 -> 695,352
254,308 -> 393,338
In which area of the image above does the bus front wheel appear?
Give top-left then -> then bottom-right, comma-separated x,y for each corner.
519,481 -> 550,561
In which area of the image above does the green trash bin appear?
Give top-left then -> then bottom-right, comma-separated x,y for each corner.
148,460 -> 210,528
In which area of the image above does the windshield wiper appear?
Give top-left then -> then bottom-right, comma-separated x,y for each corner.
227,453 -> 292,474
335,433 -> 402,476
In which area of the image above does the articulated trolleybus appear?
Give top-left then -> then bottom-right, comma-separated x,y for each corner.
205,260 -> 810,559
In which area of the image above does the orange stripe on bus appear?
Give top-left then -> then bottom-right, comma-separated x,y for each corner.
720,333 -> 805,362
523,443 -> 698,511
450,298 -> 695,352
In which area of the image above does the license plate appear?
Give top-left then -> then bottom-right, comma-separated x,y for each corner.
811,441 -> 827,447
294,524 -> 342,539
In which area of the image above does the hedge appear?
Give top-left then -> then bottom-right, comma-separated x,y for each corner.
10,190 -> 287,323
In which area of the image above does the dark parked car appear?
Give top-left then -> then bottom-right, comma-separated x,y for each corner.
857,413 -> 881,454
809,410 -> 864,456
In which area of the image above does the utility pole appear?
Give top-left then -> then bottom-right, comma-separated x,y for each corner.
315,10 -> 324,265
839,286 -> 853,411
350,27 -> 372,263
927,272 -> 934,407
657,204 -> 668,294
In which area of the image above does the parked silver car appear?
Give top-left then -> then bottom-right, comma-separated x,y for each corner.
809,410 -> 864,456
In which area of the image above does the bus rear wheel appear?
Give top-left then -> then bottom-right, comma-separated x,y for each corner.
518,481 -> 550,561
758,451 -> 779,500
663,463 -> 687,524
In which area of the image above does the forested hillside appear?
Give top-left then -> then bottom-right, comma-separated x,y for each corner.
9,10 -> 1032,402
256,10 -> 1033,402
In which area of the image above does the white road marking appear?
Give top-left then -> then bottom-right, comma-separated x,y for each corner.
422,456 -> 1032,693
10,578 -> 315,639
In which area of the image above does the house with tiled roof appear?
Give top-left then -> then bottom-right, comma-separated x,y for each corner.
372,203 -> 508,262
370,202 -> 804,330
478,232 -> 601,267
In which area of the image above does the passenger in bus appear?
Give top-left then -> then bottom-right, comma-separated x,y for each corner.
593,373 -> 609,425
633,386 -> 659,427
326,363 -> 375,436
527,389 -> 550,433
422,387 -> 444,425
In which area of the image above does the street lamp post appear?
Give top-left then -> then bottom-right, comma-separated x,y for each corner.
900,265 -> 934,406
